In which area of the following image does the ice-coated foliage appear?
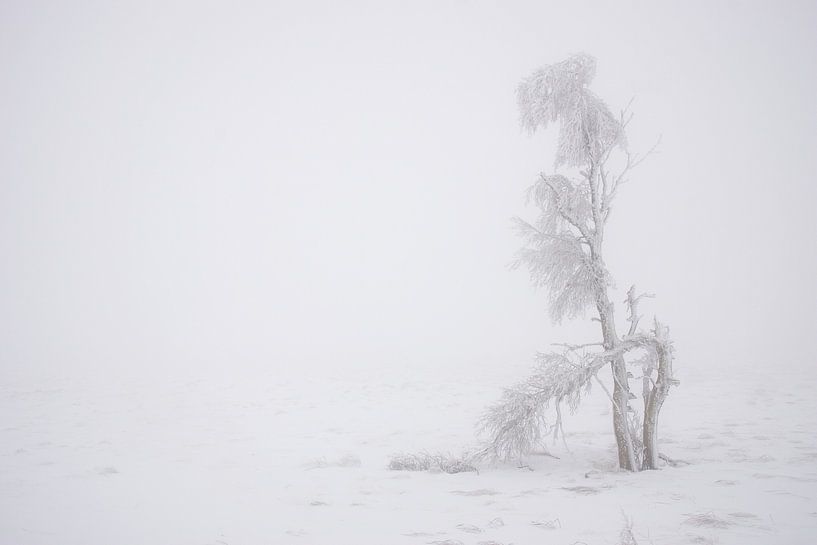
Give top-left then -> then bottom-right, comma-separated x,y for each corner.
477,351 -> 598,461
511,56 -> 623,323
525,174 -> 593,232
511,173 -> 607,323
511,222 -> 598,323
516,53 -> 625,168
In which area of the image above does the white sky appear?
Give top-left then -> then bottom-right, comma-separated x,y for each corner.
1,0 -> 816,382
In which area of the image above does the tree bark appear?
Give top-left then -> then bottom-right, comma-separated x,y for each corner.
597,298 -> 637,472
588,164 -> 638,472
611,357 -> 637,470
641,323 -> 674,470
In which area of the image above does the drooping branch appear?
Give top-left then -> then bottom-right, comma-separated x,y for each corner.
476,350 -> 597,461
511,177 -> 603,323
476,336 -> 667,462
525,173 -> 593,241
516,54 -> 626,170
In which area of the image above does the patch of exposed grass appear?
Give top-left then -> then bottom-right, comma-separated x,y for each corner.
388,452 -> 477,474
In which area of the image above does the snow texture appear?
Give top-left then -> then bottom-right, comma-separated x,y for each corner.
1,363 -> 815,544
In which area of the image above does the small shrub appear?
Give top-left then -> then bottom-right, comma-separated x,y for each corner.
388,452 -> 477,474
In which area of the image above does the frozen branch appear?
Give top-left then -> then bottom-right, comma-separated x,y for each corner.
624,285 -> 655,337
476,351 -> 599,461
477,334 -> 665,462
604,136 -> 662,220
516,54 -> 625,170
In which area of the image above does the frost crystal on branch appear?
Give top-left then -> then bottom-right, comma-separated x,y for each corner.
516,53 -> 625,168
525,174 -> 593,234
512,171 -> 605,323
477,351 -> 598,461
511,222 -> 598,323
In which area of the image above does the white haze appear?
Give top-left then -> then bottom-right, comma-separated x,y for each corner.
1,0 -> 816,384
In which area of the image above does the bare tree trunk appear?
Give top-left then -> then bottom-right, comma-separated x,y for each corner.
594,284 -> 637,471
641,321 -> 674,470
642,362 -> 651,400
588,164 -> 637,472
611,356 -> 637,470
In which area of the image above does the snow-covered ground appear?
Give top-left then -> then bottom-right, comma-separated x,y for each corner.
1,361 -> 815,545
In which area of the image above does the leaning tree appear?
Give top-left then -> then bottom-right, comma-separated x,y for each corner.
479,54 -> 678,471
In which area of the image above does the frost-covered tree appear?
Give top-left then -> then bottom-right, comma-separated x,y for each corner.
479,54 -> 678,471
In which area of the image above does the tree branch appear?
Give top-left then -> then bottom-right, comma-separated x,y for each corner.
541,174 -> 594,242
624,285 -> 655,337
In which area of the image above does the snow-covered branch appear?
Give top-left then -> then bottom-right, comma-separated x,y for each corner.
512,172 -> 612,323
517,54 -> 626,170
624,285 -> 655,337
477,334 -> 669,462
476,351 -> 598,461
511,231 -> 600,323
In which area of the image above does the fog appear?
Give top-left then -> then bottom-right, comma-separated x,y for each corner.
2,0 -> 816,383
